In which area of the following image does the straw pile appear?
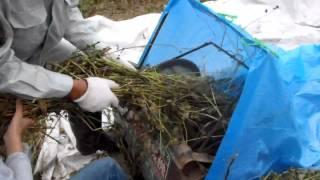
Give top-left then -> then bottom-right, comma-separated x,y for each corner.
58,48 -> 233,152
0,46 -> 234,169
264,169 -> 320,180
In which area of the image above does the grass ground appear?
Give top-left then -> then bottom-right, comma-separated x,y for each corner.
80,0 -> 168,20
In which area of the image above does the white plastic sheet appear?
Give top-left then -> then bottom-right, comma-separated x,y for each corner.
34,112 -> 97,180
85,14 -> 161,64
204,0 -> 320,50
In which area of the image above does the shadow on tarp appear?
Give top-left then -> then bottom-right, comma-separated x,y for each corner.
138,0 -> 320,179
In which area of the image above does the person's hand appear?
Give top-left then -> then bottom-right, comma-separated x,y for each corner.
72,77 -> 120,113
68,79 -> 88,101
4,99 -> 34,155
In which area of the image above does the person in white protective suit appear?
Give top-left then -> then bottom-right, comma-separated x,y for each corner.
0,0 -> 130,179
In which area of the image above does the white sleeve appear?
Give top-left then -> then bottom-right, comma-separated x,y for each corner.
6,152 -> 33,180
64,6 -> 110,50
0,152 -> 33,180
0,158 -> 15,180
0,12 -> 73,99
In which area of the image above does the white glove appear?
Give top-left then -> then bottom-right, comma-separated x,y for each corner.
74,77 -> 119,112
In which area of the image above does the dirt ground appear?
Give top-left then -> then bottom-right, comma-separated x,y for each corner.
80,0 -> 168,20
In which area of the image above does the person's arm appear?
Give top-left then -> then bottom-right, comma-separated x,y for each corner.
63,3 -> 136,69
0,12 -> 90,101
63,5 -> 107,50
1,100 -> 34,180
4,153 -> 32,180
0,13 -> 74,99
0,159 -> 15,180
0,10 -> 120,112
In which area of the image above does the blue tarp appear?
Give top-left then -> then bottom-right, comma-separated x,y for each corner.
138,0 -> 320,179
209,44 -> 320,180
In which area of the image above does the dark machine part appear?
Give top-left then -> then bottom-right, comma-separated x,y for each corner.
156,59 -> 201,76
123,59 -> 217,180
168,144 -> 213,180
68,111 -> 119,155
0,24 -> 5,46
125,121 -> 213,180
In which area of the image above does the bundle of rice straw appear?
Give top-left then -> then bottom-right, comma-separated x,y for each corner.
0,46 -> 234,167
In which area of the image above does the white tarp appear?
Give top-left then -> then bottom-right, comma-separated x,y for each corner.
87,14 -> 161,64
34,112 -> 97,180
204,0 -> 320,50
